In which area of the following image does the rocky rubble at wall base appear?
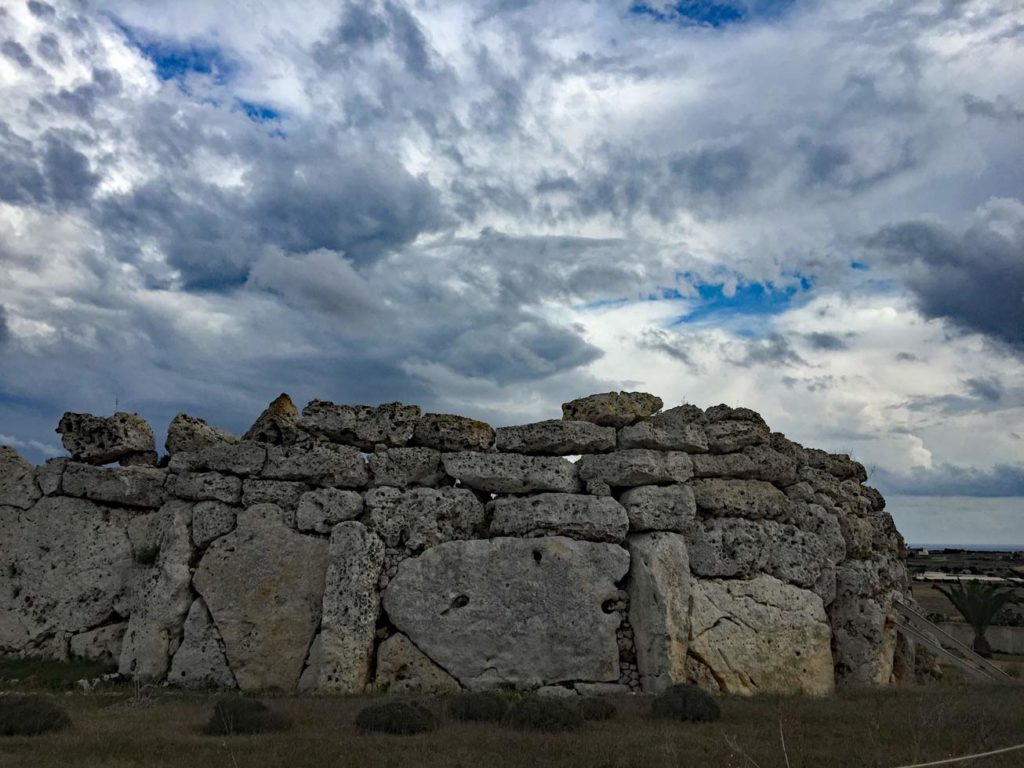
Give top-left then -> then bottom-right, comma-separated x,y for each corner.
0,390 -> 911,696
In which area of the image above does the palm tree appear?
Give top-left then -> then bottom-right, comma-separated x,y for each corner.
934,580 -> 1020,658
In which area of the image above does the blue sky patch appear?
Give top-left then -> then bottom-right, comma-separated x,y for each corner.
113,20 -> 236,83
672,277 -> 810,325
850,260 -> 871,271
238,100 -> 281,123
630,1 -> 795,27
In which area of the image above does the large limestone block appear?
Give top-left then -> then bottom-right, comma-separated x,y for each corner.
318,522 -> 385,692
118,500 -> 194,681
692,444 -> 798,485
488,493 -> 628,542
0,446 -> 41,509
296,488 -> 364,534
365,486 -> 486,553
688,575 -> 834,696
692,478 -> 791,519
167,599 -> 236,689
241,478 -> 307,509
368,446 -> 443,488
56,411 -> 155,465
300,401 -> 421,449
193,505 -> 329,692
805,448 -> 868,482
495,420 -> 616,455
0,497 -> 133,653
374,632 -> 461,694
618,485 -> 696,533
69,622 -> 127,666
242,393 -> 302,444
577,449 -> 692,489
191,501 -> 237,547
562,392 -> 663,428
165,413 -> 237,455
703,405 -> 770,454
617,405 -> 708,452
62,463 -> 169,508
382,537 -> 629,689
263,443 -> 369,488
168,441 -> 267,476
442,452 -> 579,493
173,471 -> 241,503
626,532 -> 691,693
412,413 -> 495,451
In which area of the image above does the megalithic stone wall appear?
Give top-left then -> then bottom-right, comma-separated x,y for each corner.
0,392 -> 909,696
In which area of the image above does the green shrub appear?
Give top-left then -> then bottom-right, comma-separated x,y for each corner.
578,697 -> 617,721
447,691 -> 509,723
0,695 -> 71,736
355,702 -> 437,735
651,684 -> 720,723
505,697 -> 584,732
203,697 -> 291,736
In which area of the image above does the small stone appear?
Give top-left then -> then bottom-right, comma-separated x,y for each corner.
703,405 -> 770,454
692,443 -> 798,485
56,411 -> 156,466
577,449 -> 692,488
263,443 -> 369,488
300,401 -> 421,449
296,488 -> 364,534
165,413 -> 237,455
488,493 -> 628,542
691,478 -> 791,519
167,599 -> 236,689
495,420 -> 616,455
242,393 -> 302,444
374,633 -> 462,694
805,448 -> 868,482
368,446 -> 443,488
0,446 -> 42,509
173,471 -> 241,504
618,485 -> 696,533
617,405 -> 708,452
412,413 -> 495,452
191,501 -> 237,547
35,458 -> 67,496
561,392 -> 663,428
241,479 -> 308,509
442,452 -> 579,494
168,441 -> 267,476
61,463 -> 170,508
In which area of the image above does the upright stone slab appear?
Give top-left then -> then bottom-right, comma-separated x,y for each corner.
318,522 -> 385,693
242,393 -> 301,444
494,420 -> 616,455
488,493 -> 628,542
69,623 -> 127,666
167,599 -> 236,688
442,452 -> 579,493
627,532 -> 691,693
193,504 -> 329,692
374,632 -> 461,694
301,401 -> 421,449
0,446 -> 41,509
382,537 -> 629,689
562,392 -> 663,428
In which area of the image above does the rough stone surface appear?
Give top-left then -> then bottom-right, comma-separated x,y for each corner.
537,684 -> 577,697
692,444 -> 799,485
688,575 -> 834,696
296,488 -> 364,534
62,463 -> 169,508
167,599 -> 236,688
242,393 -> 302,444
56,411 -> 156,465
574,682 -> 631,696
692,478 -> 791,519
297,634 -> 322,693
0,446 -> 41,509
382,537 -> 629,689
488,493 -> 628,542
617,405 -> 708,452
35,459 -> 66,496
193,504 -> 329,692
241,479 -> 307,509
0,497 -> 133,654
830,556 -> 904,686
118,500 -> 194,681
368,447 -> 443,488
442,452 -> 578,494
365,487 -> 486,553
618,485 -> 696,533
69,623 -> 127,666
191,501 -> 237,548
168,441 -> 267,476
495,420 -> 616,455
264,443 -> 369,488
412,413 -> 495,452
704,405 -> 770,454
301,401 -> 421,449
577,449 -> 692,488
374,633 -> 462,694
562,392 -> 663,428
626,532 -> 691,693
165,413 -> 237,456
318,522 -> 385,693
806,449 -> 868,482
173,471 -> 241,504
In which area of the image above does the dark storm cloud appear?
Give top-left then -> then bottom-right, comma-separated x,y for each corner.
45,68 -> 122,120
867,203 -> 1024,352
26,2 -> 56,20
805,332 -> 849,351
35,33 -> 64,65
638,328 -> 698,370
42,134 -> 100,204
2,39 -> 33,69
873,463 -> 1024,497
962,94 -> 1024,122
896,352 -> 918,362
900,377 -> 1023,416
0,306 -> 10,345
0,122 -> 47,205
0,124 -> 98,207
736,334 -> 806,367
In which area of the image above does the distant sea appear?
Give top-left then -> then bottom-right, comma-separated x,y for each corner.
908,544 -> 1024,552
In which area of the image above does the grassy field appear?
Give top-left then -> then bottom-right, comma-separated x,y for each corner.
1,684 -> 1023,768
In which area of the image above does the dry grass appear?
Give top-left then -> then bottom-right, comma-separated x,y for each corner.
0,685 -> 1022,768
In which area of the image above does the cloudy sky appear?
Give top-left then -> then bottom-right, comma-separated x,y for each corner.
1,0 -> 1021,545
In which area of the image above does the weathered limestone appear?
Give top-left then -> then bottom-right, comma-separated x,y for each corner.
241,479 -> 307,509
368,446 -> 443,488
168,441 -> 267,476
296,488 -> 364,534
318,522 -> 385,693
382,537 -> 629,689
577,449 -> 692,488
118,500 -> 194,681
191,501 -> 237,547
365,487 -> 487,553
0,447 -> 41,509
412,413 -> 495,452
688,575 -> 834,696
69,623 -> 128,666
618,485 -> 696,533
626,532 -> 691,693
297,634 -> 322,693
703,405 -> 770,454
165,413 -> 237,455
35,458 -> 66,496
617,405 -> 708,452
56,411 -> 156,465
173,471 -> 241,504
374,633 -> 461,694
692,443 -> 798,485
442,452 -> 578,493
193,505 -> 329,692
488,493 -> 628,542
495,420 -> 616,455
301,401 -> 421,449
806,448 -> 868,482
62,463 -> 169,508
263,443 -> 369,488
242,393 -> 302,444
562,391 -> 663,428
167,599 -> 236,688
692,478 -> 791,519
